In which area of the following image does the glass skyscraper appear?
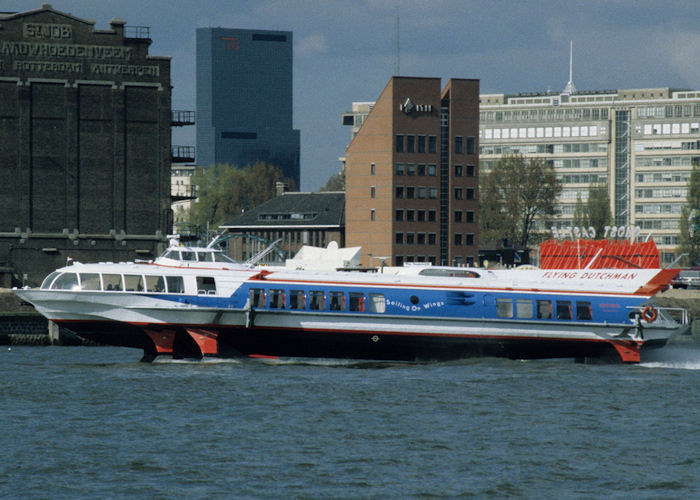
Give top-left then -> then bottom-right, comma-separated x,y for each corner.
196,28 -> 300,185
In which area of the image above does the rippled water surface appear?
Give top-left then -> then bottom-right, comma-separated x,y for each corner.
1,344 -> 700,499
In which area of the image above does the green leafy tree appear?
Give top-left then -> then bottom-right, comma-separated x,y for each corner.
479,154 -> 561,247
189,161 -> 294,230
320,169 -> 345,191
586,183 -> 612,239
572,192 -> 587,229
678,164 -> 700,266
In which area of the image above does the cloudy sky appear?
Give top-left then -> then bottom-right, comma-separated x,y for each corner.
11,1 -> 700,190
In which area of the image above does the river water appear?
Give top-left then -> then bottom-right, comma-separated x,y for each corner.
1,343 -> 700,499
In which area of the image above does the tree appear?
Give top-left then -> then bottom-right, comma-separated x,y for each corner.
320,169 -> 345,191
479,154 -> 561,247
572,192 -> 587,229
189,161 -> 294,231
678,163 -> 700,266
586,183 -> 612,239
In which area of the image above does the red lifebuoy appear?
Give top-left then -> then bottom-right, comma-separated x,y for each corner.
642,306 -> 658,322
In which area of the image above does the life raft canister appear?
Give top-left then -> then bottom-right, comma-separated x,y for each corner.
642,306 -> 658,322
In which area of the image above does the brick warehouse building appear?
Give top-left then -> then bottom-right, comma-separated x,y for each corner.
345,77 -> 479,267
0,4 -> 173,285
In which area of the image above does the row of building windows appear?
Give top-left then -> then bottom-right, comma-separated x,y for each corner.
396,134 -> 437,153
396,209 -> 436,222
635,188 -> 686,199
636,156 -> 699,168
395,163 -> 475,177
396,186 -> 437,199
482,125 -> 601,140
636,172 -> 691,183
637,104 -> 700,119
480,107 -> 610,123
395,135 -> 475,154
553,158 -> 607,169
637,219 -> 681,230
480,142 -> 608,155
394,232 -> 475,246
639,123 -> 700,136
635,204 -> 682,214
557,174 -> 607,184
634,140 -> 700,151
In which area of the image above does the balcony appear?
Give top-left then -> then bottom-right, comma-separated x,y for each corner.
172,110 -> 195,127
172,146 -> 195,163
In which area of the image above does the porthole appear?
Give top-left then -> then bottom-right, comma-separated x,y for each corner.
410,295 -> 419,305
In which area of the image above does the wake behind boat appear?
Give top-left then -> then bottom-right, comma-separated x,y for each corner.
14,239 -> 689,363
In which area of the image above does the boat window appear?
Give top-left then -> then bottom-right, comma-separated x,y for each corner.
556,301 -> 572,320
163,250 -> 179,260
145,275 -> 166,292
166,276 -> 185,294
103,274 -> 123,291
329,291 -> 345,311
79,273 -> 101,291
181,251 -> 195,261
309,291 -> 325,310
213,252 -> 236,263
536,300 -> 552,319
125,274 -> 144,292
369,293 -> 386,313
51,273 -> 79,290
349,292 -> 366,312
497,298 -> 514,318
576,301 -> 593,320
516,299 -> 533,319
250,288 -> 266,307
269,289 -> 285,308
197,276 -> 216,295
289,290 -> 306,309
41,271 -> 61,290
196,251 -> 213,262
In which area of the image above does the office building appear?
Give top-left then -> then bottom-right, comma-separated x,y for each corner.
0,4 -> 173,285
196,28 -> 300,185
344,76 -> 480,267
480,86 -> 700,264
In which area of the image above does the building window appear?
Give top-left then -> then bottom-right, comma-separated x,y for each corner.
428,210 -> 436,221
407,135 -> 415,153
428,256 -> 436,264
466,233 -> 474,245
396,135 -> 404,152
406,233 -> 415,244
371,163 -> 376,175
455,136 -> 463,154
454,210 -> 462,222
406,210 -> 415,222
466,136 -> 475,154
396,163 -> 404,175
466,164 -> 475,177
407,163 -> 416,176
454,233 -> 462,245
466,188 -> 474,200
370,209 -> 375,221
418,187 -> 426,199
395,232 -> 403,244
395,209 -> 403,222
417,233 -> 426,245
418,164 -> 426,176
454,164 -> 463,176
371,186 -> 375,198
428,135 -> 437,153
466,210 -> 474,223
417,209 -> 426,222
428,233 -> 436,245
418,135 -> 426,153
395,256 -> 404,266
428,187 -> 437,199
454,188 -> 463,200
428,164 -> 436,176
406,187 -> 415,199
395,186 -> 404,198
